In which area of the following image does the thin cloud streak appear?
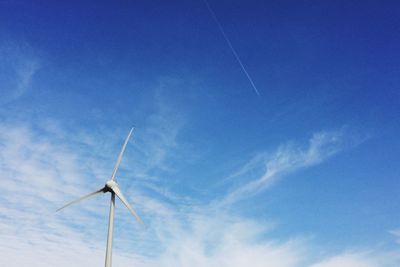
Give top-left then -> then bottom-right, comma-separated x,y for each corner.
0,42 -> 40,105
221,131 -> 351,205
309,251 -> 400,267
202,0 -> 260,96
390,229 -> 400,245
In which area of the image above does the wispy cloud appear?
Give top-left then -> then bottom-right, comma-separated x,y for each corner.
221,130 -> 353,205
146,211 -> 305,267
390,229 -> 400,245
129,92 -> 184,179
0,120 -> 397,267
309,251 -> 400,267
0,42 -> 40,105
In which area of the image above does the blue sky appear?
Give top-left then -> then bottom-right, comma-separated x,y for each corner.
0,0 -> 399,266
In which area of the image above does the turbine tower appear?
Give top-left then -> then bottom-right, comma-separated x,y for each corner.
57,128 -> 143,267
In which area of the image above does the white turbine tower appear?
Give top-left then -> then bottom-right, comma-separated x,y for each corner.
57,128 -> 143,267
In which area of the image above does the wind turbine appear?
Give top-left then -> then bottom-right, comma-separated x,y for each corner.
57,128 -> 143,267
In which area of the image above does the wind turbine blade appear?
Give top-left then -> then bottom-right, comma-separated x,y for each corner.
56,187 -> 105,212
110,128 -> 134,181
111,185 -> 144,225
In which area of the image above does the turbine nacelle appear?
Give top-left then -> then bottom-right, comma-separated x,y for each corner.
105,180 -> 118,192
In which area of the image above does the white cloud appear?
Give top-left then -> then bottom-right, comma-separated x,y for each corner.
309,251 -> 400,267
148,212 -> 305,267
310,253 -> 376,267
0,42 -> 40,105
221,131 -> 349,205
0,122 -> 397,267
390,229 -> 400,244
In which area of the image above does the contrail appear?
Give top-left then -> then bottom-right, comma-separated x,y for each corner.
202,0 -> 260,96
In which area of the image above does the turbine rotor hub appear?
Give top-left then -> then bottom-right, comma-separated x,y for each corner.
105,180 -> 118,190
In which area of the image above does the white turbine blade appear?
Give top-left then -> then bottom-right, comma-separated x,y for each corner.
56,187 -> 105,212
111,185 -> 144,225
110,128 -> 134,181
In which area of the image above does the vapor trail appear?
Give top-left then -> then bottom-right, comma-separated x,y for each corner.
203,0 -> 260,96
